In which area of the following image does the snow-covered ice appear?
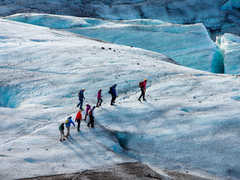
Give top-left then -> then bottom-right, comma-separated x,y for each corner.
1,18 -> 240,180
6,13 -> 223,73
1,0 -> 240,37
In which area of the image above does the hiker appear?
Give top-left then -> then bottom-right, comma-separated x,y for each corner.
65,116 -> 75,138
84,104 -> 91,121
77,88 -> 85,110
87,106 -> 96,128
75,109 -> 82,132
109,84 -> 117,105
138,79 -> 147,101
96,89 -> 103,107
59,122 -> 65,142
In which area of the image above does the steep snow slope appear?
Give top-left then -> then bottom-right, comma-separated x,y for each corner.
5,13 -> 223,73
0,0 -> 239,37
1,18 -> 240,180
217,33 -> 240,74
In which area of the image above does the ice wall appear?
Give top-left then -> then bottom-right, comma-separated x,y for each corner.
211,48 -> 225,73
217,33 -> 240,74
70,22 -> 218,73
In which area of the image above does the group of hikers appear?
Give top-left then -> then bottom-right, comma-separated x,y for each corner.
59,79 -> 148,142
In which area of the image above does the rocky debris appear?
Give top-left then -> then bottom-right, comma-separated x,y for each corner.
165,170 -> 212,180
19,162 -> 213,180
19,162 -> 164,180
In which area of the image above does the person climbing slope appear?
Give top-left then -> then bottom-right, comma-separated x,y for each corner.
96,89 -> 103,107
109,84 -> 117,105
77,88 -> 85,110
65,116 -> 75,138
75,109 -> 82,132
59,122 -> 65,142
87,106 -> 96,128
138,79 -> 147,102
84,104 -> 91,121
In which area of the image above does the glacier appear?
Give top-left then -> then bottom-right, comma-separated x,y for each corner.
217,33 -> 240,74
1,18 -> 240,180
0,0 -> 240,37
6,13 -> 223,73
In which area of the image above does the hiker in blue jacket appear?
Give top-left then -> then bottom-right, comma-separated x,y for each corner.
109,84 -> 117,105
77,88 -> 85,110
65,116 -> 75,138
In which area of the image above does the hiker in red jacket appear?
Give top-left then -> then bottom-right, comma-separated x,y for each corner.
138,79 -> 147,102
96,89 -> 103,107
75,109 -> 82,132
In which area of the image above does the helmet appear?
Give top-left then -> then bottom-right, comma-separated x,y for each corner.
144,78 -> 147,81
82,88 -> 85,91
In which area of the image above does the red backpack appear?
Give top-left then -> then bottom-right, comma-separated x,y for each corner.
139,81 -> 144,88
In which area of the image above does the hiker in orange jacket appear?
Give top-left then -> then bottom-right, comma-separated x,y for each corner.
75,109 -> 82,132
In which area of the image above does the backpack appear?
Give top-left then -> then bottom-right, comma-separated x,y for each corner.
78,90 -> 83,98
59,123 -> 64,131
108,87 -> 112,94
139,81 -> 144,88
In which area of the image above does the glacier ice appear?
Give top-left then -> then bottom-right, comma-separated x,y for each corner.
0,85 -> 20,108
222,0 -> 240,10
1,0 -> 240,38
1,13 -> 240,180
6,13 -> 220,73
211,48 -> 225,73
217,33 -> 240,74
